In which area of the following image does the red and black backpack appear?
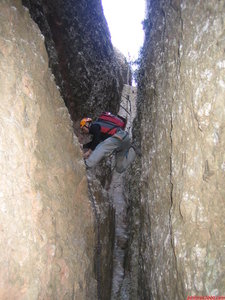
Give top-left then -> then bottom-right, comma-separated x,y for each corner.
93,112 -> 127,135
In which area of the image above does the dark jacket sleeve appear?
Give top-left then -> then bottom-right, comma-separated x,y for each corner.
83,124 -> 101,150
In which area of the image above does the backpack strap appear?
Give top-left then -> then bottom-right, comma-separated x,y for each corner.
105,125 -> 119,135
93,120 -> 120,136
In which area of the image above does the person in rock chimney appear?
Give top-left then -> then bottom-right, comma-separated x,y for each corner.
80,113 -> 137,173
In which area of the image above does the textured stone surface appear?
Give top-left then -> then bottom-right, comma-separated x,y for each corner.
76,85 -> 136,300
110,85 -> 137,300
128,0 -> 225,299
0,1 -> 95,298
3,0 -> 225,298
85,164 -> 115,300
22,0 -> 130,123
20,1 -> 132,299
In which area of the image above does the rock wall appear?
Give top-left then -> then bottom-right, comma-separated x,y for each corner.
18,1 -> 133,299
3,0 -> 224,299
109,85 -> 137,300
85,165 -> 115,300
0,1 -> 96,299
22,0 -> 131,122
129,0 -> 225,299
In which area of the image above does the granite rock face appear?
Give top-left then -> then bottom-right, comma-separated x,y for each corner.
128,0 -> 225,299
84,163 -> 115,300
2,0 -> 225,298
18,1 -> 131,299
22,0 -> 130,122
0,1 -> 96,298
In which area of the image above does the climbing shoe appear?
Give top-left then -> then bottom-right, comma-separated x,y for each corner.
130,144 -> 141,157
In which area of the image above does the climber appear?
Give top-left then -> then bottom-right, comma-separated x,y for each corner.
80,114 -> 136,173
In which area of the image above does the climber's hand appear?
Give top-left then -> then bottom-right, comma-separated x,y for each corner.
83,149 -> 92,159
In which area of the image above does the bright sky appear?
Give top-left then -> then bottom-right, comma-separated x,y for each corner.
102,0 -> 145,62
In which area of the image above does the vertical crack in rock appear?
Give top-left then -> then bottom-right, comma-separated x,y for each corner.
110,85 -> 137,300
168,3 -> 185,296
86,174 -> 102,300
83,163 -> 116,299
110,172 -> 128,299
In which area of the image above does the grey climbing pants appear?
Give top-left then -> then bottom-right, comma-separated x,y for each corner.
85,130 -> 136,173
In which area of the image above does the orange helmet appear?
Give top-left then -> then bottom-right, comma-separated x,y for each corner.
80,117 -> 92,128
